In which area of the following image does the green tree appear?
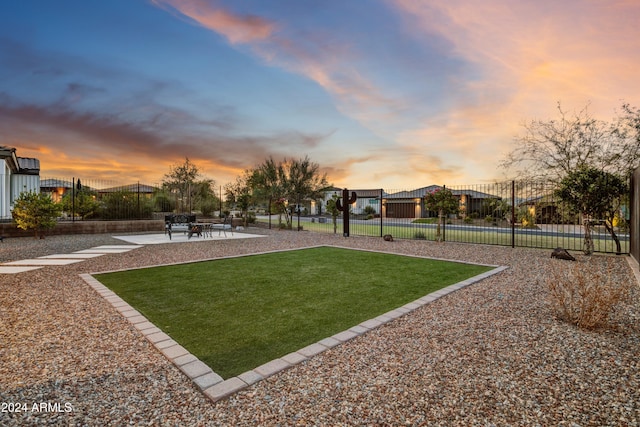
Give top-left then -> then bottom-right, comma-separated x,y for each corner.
99,190 -> 153,220
326,193 -> 341,234
12,191 -> 62,238
162,158 -> 200,213
191,179 -> 218,215
224,170 -> 254,227
276,156 -> 330,229
481,198 -> 511,221
60,189 -> 100,219
556,166 -> 629,255
249,157 -> 282,229
152,190 -> 176,212
424,187 -> 459,242
248,156 -> 330,229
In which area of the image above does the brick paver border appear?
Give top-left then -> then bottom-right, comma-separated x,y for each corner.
81,247 -> 507,402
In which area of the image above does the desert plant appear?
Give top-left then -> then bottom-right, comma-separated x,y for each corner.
546,260 -> 631,329
414,231 -> 427,240
363,205 -> 376,215
12,191 -> 62,238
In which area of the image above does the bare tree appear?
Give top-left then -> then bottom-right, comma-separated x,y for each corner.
501,102 -> 640,181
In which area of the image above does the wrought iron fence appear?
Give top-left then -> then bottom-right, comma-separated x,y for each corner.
273,180 -> 630,255
40,177 -> 162,220
35,175 -> 632,254
631,168 -> 640,262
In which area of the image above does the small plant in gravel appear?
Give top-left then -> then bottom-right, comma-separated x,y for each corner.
12,191 -> 62,238
546,259 -> 631,329
413,231 -> 427,240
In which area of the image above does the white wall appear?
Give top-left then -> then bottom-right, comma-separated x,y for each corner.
0,168 -> 40,220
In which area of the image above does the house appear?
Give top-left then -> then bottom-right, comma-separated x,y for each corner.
383,186 -> 439,218
0,146 -> 40,220
383,186 -> 503,219
40,179 -> 74,203
98,183 -> 158,199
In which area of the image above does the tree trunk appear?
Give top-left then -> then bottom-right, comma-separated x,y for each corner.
436,209 -> 443,242
583,217 -> 594,255
603,220 -> 622,255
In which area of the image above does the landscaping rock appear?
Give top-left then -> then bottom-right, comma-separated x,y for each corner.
551,246 -> 576,261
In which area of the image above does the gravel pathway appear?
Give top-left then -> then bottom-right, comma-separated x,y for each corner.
1,229 -> 638,426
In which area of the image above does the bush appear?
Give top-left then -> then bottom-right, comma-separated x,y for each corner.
199,199 -> 217,217
463,217 -> 473,224
546,260 -> 631,329
363,205 -> 376,215
413,231 -> 426,240
12,191 -> 62,238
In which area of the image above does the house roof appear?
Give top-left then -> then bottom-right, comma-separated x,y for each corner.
1,146 -> 40,175
324,188 -> 383,198
17,157 -> 40,175
385,185 -> 440,199
40,179 -> 74,189
352,189 -> 383,198
0,146 -> 20,172
384,185 -> 502,200
99,183 -> 158,193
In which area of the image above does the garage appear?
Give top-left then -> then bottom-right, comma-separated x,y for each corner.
384,202 -> 416,218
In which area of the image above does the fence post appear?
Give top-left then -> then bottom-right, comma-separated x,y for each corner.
442,185 -> 446,242
380,188 -> 383,237
72,177 -> 75,223
511,180 -> 515,248
137,181 -> 141,220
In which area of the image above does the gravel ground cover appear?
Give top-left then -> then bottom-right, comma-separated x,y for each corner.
0,229 -> 638,426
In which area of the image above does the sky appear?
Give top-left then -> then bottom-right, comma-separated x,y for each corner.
1,0 -> 639,190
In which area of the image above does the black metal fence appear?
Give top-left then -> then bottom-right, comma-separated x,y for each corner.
37,175 -> 633,255
281,180 -> 630,254
40,177 -> 162,220
631,168 -> 640,263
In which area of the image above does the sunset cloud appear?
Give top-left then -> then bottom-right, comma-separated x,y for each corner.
150,0 -> 404,130
151,0 -> 276,44
2,1 -> 639,188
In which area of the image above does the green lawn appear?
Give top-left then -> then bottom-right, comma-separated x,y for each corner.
95,247 -> 492,378
267,219 -> 628,253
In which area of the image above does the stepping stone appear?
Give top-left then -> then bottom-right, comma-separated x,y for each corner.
3,259 -> 85,266
39,253 -> 105,259
0,266 -> 43,274
74,248 -> 135,254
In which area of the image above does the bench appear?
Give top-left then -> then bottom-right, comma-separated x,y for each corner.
165,214 -> 196,239
210,215 -> 234,237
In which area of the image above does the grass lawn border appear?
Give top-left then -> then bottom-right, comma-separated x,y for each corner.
81,245 -> 508,402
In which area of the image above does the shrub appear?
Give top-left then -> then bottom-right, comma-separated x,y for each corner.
199,199 -> 217,217
363,205 -> 376,215
12,191 -> 62,238
414,231 -> 426,240
463,216 -> 473,224
546,260 -> 631,329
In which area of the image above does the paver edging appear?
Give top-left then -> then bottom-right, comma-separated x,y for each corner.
80,255 -> 508,403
